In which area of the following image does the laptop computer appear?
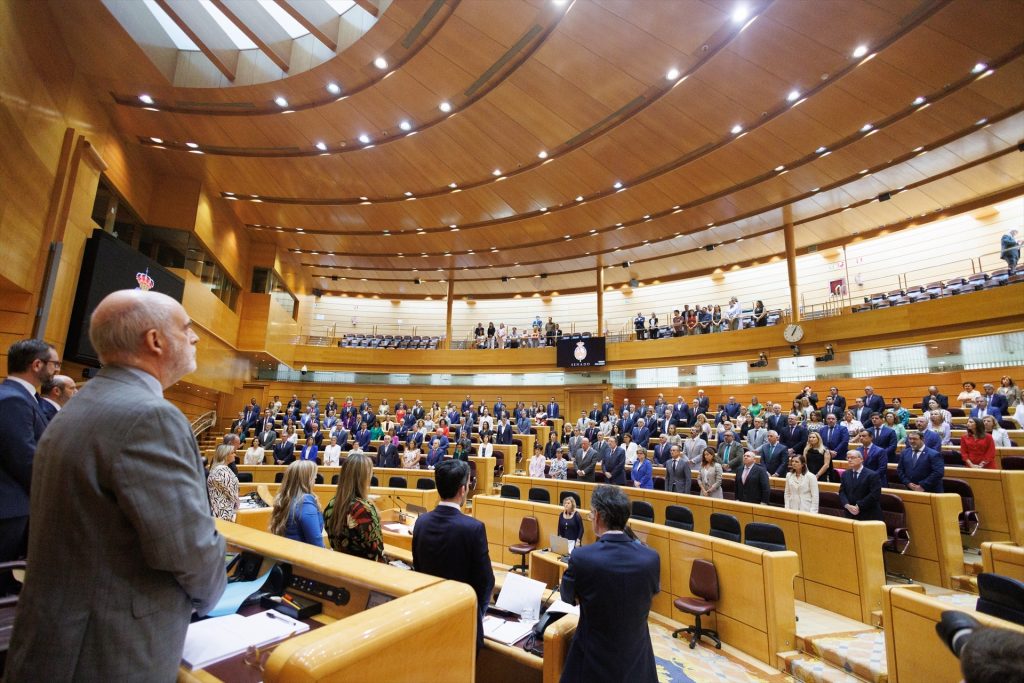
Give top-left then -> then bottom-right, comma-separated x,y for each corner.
549,533 -> 574,560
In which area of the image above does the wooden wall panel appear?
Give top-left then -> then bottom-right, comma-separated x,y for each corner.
163,385 -> 218,421
183,325 -> 251,395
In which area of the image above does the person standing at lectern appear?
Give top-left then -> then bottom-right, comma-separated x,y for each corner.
6,290 -> 226,681
413,459 -> 494,650
559,485 -> 659,682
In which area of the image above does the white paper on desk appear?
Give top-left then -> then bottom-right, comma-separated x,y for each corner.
545,599 -> 580,616
482,615 -> 536,646
382,523 -> 412,535
495,572 -> 546,620
181,610 -> 309,670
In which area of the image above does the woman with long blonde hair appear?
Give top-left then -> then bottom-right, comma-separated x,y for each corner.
323,453 -> 384,562
803,430 -> 834,482
269,460 -> 323,547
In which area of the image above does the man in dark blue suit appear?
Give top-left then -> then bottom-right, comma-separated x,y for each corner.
0,339 -> 58,594
758,432 -> 789,477
839,451 -> 883,522
779,414 -> 808,456
695,390 -> 710,416
412,459 -> 494,650
673,398 -> 692,427
982,384 -> 1008,416
495,417 -> 513,445
547,396 -> 560,420
857,430 -> 888,473
912,416 -> 943,452
866,413 -> 897,463
559,485 -> 659,683
631,418 -> 650,448
722,396 -> 741,419
896,431 -> 945,493
601,436 -> 626,485
821,413 -> 850,462
862,386 -> 885,416
242,398 -> 261,431
969,397 -> 1002,421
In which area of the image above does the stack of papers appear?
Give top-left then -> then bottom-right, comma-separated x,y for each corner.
482,615 -> 535,645
181,610 -> 309,670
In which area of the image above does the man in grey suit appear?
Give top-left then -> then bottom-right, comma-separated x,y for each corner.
745,417 -> 768,452
665,445 -> 692,494
717,431 -> 744,471
6,290 -> 227,681
681,427 -> 707,468
574,437 -> 598,482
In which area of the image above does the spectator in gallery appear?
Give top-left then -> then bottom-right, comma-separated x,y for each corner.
698,306 -> 713,334
270,460 -> 323,547
1000,228 -> 1020,272
685,308 -> 699,335
545,317 -> 557,346
633,312 -> 646,340
710,305 -> 723,333
752,300 -> 768,327
671,309 -> 683,337
496,322 -> 508,349
647,312 -> 659,340
726,296 -> 743,330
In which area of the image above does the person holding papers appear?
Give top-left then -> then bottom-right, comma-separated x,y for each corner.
271,460 -> 324,547
559,485 -> 659,682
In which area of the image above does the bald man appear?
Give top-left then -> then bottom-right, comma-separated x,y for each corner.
7,290 -> 226,681
37,373 -> 77,423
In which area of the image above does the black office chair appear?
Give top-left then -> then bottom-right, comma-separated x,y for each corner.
528,487 -> 551,504
665,505 -> 694,531
744,522 -> 786,552
236,472 -> 253,483
388,476 -> 408,489
274,472 -> 285,483
631,501 -> 655,523
314,474 -> 323,485
976,573 -> 1024,627
653,476 -> 666,491
370,475 -> 379,487
416,478 -> 436,490
709,513 -> 742,543
500,484 -> 521,499
331,474 -> 340,485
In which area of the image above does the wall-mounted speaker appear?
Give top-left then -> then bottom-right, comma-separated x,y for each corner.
312,288 -> 324,297
629,278 -> 639,287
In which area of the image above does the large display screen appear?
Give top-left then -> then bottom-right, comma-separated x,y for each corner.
65,229 -> 185,366
556,336 -> 606,368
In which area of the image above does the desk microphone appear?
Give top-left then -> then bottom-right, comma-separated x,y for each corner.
394,496 -> 410,523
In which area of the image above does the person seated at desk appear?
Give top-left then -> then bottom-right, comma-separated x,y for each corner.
270,460 -> 324,547
401,439 -> 422,469
208,444 -> 240,522
273,439 -> 296,465
558,495 -> 583,545
528,442 -> 546,478
244,436 -> 265,465
323,435 -> 342,467
299,436 -> 318,464
560,485 -> 659,682
631,447 -> 653,489
324,453 -> 384,562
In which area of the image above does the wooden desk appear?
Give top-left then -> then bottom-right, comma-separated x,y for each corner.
529,550 -> 568,589
379,508 -> 415,552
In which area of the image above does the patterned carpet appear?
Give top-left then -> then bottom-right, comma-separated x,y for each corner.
650,621 -> 792,683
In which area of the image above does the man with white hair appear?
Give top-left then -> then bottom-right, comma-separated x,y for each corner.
7,290 -> 227,681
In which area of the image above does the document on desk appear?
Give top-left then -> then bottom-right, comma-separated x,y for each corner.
544,599 -> 580,616
482,615 -> 536,646
495,572 -> 546,621
181,610 -> 309,670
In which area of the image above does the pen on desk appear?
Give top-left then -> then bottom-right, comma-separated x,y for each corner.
281,594 -> 301,609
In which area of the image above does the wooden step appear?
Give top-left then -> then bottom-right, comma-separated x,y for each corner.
803,630 -> 888,683
951,575 -> 979,593
870,611 -> 883,628
962,559 -> 983,576
781,650 -> 869,683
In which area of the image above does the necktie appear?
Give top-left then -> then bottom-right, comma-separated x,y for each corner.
854,469 -> 859,481
742,467 -> 750,484
913,450 -> 920,466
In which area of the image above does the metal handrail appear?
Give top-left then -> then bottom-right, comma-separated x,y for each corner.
191,410 -> 217,438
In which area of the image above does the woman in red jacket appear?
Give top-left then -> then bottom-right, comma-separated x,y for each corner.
960,417 -> 996,469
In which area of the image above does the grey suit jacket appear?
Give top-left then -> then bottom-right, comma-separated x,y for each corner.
574,448 -> 598,482
665,457 -> 692,494
6,366 -> 226,682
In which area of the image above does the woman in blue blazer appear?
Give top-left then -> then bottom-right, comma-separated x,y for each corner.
631,448 -> 653,489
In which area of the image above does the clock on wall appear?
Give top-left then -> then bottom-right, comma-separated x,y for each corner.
783,324 -> 805,343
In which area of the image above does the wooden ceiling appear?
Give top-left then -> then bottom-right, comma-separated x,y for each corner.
54,0 -> 1024,297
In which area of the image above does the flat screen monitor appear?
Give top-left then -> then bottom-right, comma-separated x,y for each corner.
556,336 -> 606,368
65,229 -> 185,366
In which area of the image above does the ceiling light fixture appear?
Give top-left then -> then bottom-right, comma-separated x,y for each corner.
731,124 -> 743,134
613,181 -> 623,189
399,120 -> 412,131
404,191 -> 413,197
913,96 -> 926,106
326,82 -> 341,95
138,94 -> 154,104
774,165 -> 785,172
537,150 -> 548,159
852,45 -> 868,58
666,67 -> 680,80
274,96 -> 288,107
575,195 -> 584,202
732,4 -> 750,22
439,101 -> 452,113
971,62 -> 987,74
787,89 -> 801,102
374,56 -> 388,69
358,133 -> 371,144
149,137 -> 163,144
815,146 -> 827,154
860,123 -> 873,132
492,169 -> 502,176
315,141 -> 327,151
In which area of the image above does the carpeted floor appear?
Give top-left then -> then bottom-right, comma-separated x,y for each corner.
650,621 -> 793,682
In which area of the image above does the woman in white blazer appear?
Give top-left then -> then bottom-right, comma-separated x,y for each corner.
784,453 -> 819,513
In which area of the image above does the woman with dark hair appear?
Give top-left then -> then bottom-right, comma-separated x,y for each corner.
697,447 -> 723,498
324,453 -> 384,562
752,300 -> 767,327
784,453 -> 818,513
961,417 -> 996,469
957,381 -> 981,409
884,411 -> 907,445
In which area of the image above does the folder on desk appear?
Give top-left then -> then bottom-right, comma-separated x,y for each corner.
181,610 -> 309,670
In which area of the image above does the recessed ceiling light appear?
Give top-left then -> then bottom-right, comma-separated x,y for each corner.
852,45 -> 868,58
913,146 -> 924,152
859,169 -> 869,174
774,165 -> 785,172
732,5 -> 750,22
976,117 -> 988,126
643,215 -> 650,220
787,89 -> 801,102
731,124 -> 743,134
589,229 -> 597,234
538,150 -> 548,159
138,94 -> 154,104
399,120 -> 412,131
492,169 -> 502,176
374,56 -> 388,69
666,67 -> 680,80
815,146 -> 827,154
404,191 -> 413,197
359,196 -> 368,201
358,133 -> 371,144
326,82 -> 341,95
185,141 -> 199,148
860,123 -> 873,132
913,96 -> 926,106
811,187 -> 820,192
274,96 -> 288,107
613,181 -> 623,189
448,182 -> 458,189
439,101 -> 452,113
149,137 -> 163,144
450,226 -> 459,232
315,141 -> 327,151
971,62 -> 987,74
575,195 -> 584,202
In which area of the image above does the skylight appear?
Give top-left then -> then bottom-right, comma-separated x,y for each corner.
324,0 -> 356,13
142,0 -> 198,50
257,0 -> 307,38
198,0 -> 256,49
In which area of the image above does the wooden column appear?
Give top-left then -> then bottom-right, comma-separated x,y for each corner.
783,205 -> 799,322
444,274 -> 454,349
595,261 -> 604,335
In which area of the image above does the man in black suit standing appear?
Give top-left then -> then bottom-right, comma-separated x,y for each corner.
665,445 -> 692,494
0,339 -> 58,594
574,437 -> 598,482
921,385 -> 949,411
376,440 -> 400,468
734,451 -> 770,504
827,386 -> 847,412
862,386 -> 885,416
779,414 -> 808,457
896,431 -> 945,493
560,485 -> 659,683
839,451 -> 883,521
602,436 -> 626,485
413,460 -> 494,651
37,374 -> 77,424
